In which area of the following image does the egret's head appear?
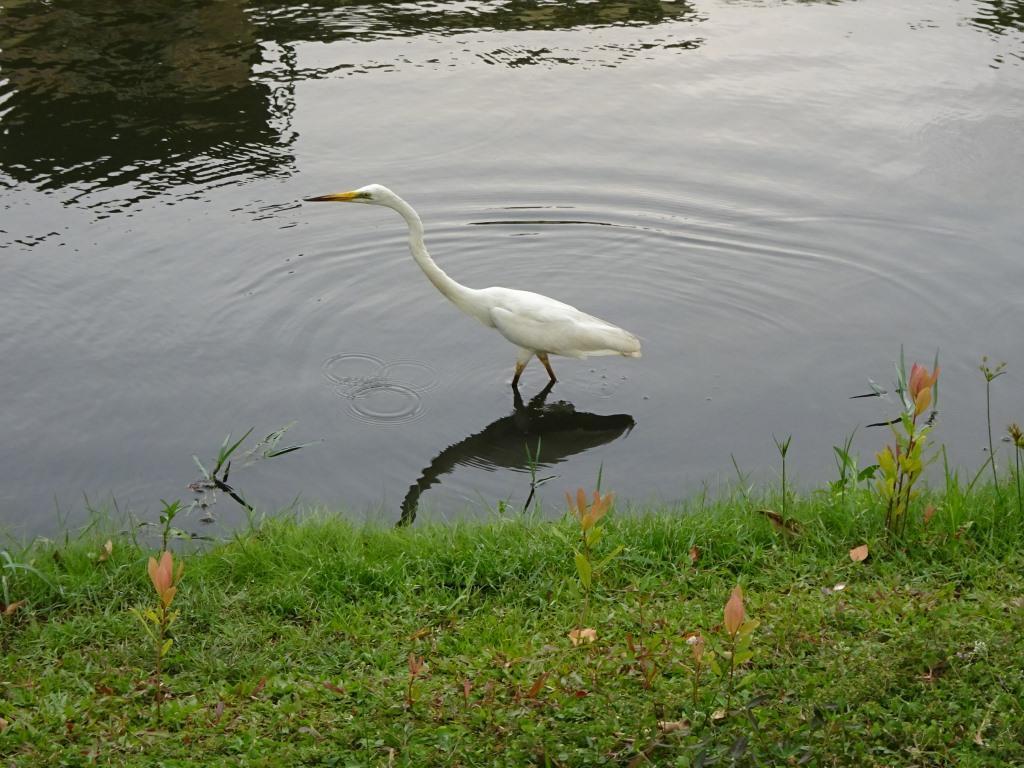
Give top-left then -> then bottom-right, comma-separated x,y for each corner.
304,184 -> 394,206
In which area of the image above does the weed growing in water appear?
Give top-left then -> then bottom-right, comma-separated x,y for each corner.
523,438 -> 555,514
190,424 -> 312,520
130,551 -> 183,723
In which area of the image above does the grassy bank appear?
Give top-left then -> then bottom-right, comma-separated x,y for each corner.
1,486 -> 1023,766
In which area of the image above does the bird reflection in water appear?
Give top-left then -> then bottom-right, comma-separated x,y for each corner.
398,383 -> 635,525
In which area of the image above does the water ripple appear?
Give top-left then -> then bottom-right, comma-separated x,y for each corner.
322,353 -> 435,425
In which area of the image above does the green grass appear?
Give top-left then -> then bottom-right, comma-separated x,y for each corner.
1,486 -> 1023,766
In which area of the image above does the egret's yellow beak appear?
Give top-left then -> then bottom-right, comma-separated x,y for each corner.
304,191 -> 361,202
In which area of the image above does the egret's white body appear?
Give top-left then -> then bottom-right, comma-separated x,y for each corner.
306,184 -> 641,387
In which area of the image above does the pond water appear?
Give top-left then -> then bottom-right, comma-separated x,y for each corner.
2,0 -> 1022,535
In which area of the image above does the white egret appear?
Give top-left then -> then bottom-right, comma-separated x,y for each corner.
305,184 -> 641,388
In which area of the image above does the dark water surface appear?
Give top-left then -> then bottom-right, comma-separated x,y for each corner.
2,1 -> 1022,534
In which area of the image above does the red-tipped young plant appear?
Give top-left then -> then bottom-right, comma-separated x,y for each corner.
565,488 -> 620,627
706,586 -> 759,718
1008,423 -> 1024,517
875,356 -> 941,536
131,551 -> 183,722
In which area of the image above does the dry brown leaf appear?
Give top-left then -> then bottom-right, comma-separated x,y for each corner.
849,544 -> 869,562
923,505 -> 936,526
2,600 -> 27,616
686,632 -> 705,662
688,545 -> 701,565
724,586 -> 744,636
98,539 -> 113,563
757,508 -> 801,535
250,677 -> 267,698
526,671 -> 549,699
322,681 -> 345,695
0,717 -> 8,732
711,708 -> 727,721
568,628 -> 597,646
658,719 -> 691,733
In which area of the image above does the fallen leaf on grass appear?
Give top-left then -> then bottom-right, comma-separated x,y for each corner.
2,600 -> 27,616
757,508 -> 801,535
568,628 -> 597,646
526,671 -> 548,699
920,661 -> 948,683
250,677 -> 267,699
658,719 -> 691,733
322,681 -> 345,695
409,626 -> 431,641
849,544 -> 869,562
98,539 -> 113,563
711,708 -> 727,721
923,505 -> 936,526
688,546 -> 701,565
0,717 -> 8,732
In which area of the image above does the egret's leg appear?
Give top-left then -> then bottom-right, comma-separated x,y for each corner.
512,350 -> 534,389
511,362 -> 526,389
538,353 -> 557,382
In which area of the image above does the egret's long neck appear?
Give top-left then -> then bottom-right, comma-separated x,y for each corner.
389,195 -> 483,320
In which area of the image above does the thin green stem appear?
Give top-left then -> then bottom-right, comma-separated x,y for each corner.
724,636 -> 737,715
781,454 -> 787,519
986,381 -> 1002,504
1015,449 -> 1022,518
155,606 -> 166,723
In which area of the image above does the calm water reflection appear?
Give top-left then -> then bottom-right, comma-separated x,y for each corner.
399,383 -> 634,525
1,0 -> 1022,534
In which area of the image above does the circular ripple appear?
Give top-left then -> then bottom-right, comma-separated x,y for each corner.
347,383 -> 425,425
382,359 -> 439,393
323,353 -> 387,397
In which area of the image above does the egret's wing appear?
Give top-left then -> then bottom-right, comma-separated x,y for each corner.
489,291 -> 641,358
